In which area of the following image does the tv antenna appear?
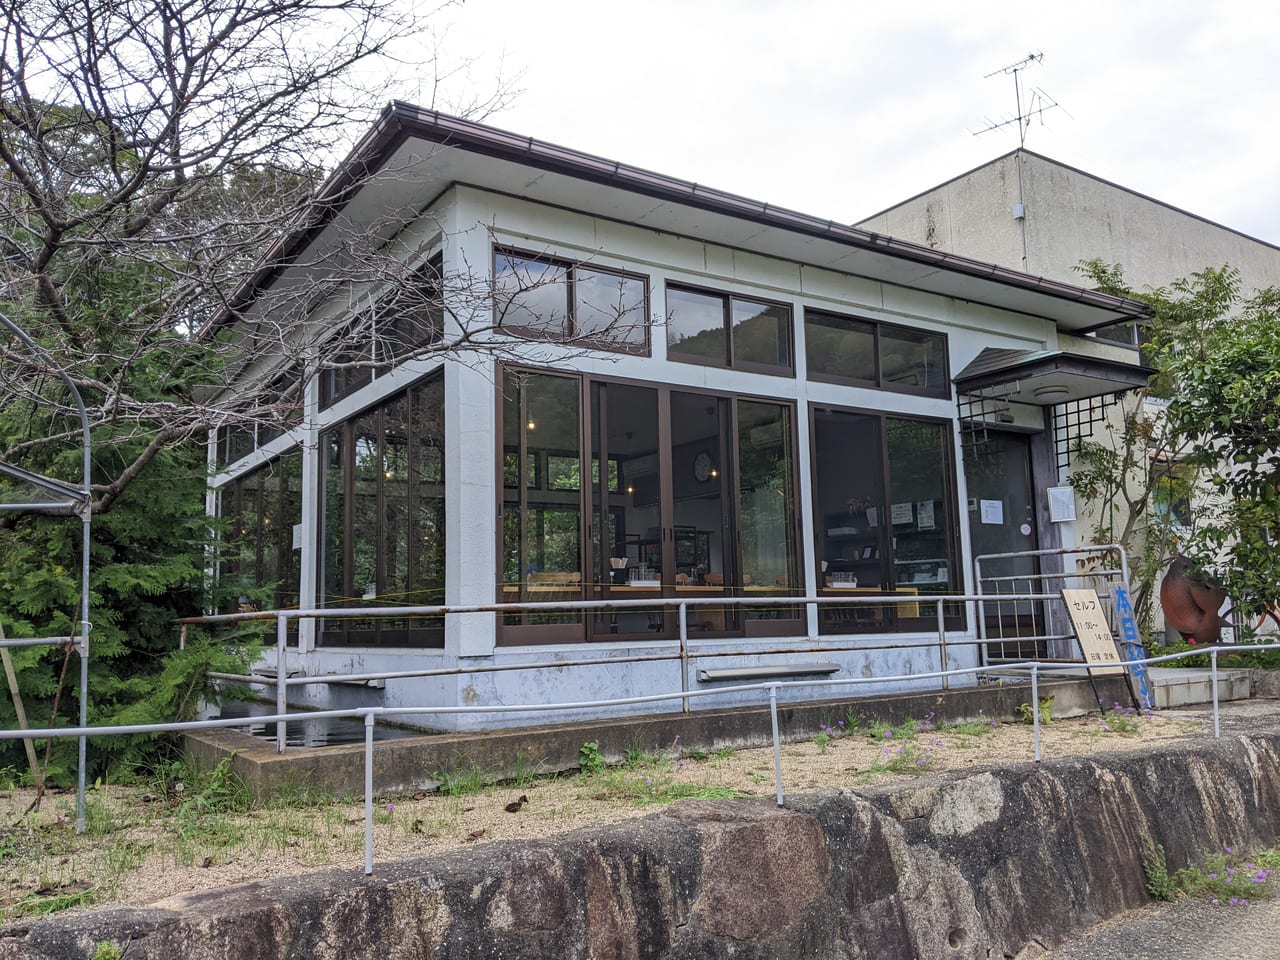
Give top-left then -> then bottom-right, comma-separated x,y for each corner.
970,51 -> 1067,148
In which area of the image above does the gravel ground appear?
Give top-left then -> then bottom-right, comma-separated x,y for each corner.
0,701 -> 1229,921
1049,896 -> 1280,960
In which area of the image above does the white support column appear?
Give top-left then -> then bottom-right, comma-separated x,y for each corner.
444,200 -> 498,659
296,359 -> 321,653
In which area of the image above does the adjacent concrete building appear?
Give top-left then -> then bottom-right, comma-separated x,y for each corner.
856,148 -> 1280,298
858,148 -> 1280,641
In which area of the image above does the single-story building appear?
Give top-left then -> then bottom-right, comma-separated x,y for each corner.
208,104 -> 1150,731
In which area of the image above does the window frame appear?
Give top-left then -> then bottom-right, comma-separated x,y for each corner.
319,254 -> 444,412
807,401 -> 963,633
492,246 -> 651,355
317,371 -> 446,648
495,364 -> 804,646
217,447 -> 304,615
804,307 -> 950,399
665,281 -> 795,376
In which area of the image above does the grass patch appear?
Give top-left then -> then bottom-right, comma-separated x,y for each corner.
945,714 -> 1002,737
433,763 -> 486,797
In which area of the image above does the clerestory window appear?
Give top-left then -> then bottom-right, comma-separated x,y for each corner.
492,248 -> 649,352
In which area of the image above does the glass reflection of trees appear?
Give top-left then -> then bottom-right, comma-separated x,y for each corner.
320,372 -> 445,646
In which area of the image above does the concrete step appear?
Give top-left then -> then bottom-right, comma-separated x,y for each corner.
1146,666 -> 1251,708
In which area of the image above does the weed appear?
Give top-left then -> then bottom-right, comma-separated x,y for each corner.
1099,701 -> 1144,735
1017,697 -> 1054,726
588,766 -> 745,805
265,776 -> 336,809
1140,832 -> 1176,900
867,717 -> 923,743
92,943 -> 122,960
578,741 -> 606,775
813,728 -> 833,752
9,884 -> 98,919
947,711 -> 1001,737
510,752 -> 549,788
855,742 -> 936,782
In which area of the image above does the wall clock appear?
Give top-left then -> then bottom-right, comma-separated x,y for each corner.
693,450 -> 713,482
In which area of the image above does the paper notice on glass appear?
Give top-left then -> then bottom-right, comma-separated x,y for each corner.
865,506 -> 879,528
916,500 -> 935,530
980,499 -> 1004,525
891,502 -> 913,525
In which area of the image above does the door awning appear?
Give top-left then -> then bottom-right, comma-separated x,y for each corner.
953,347 -> 1154,406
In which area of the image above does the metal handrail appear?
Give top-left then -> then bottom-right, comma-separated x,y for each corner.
0,643 -> 1267,877
181,590 -> 1065,750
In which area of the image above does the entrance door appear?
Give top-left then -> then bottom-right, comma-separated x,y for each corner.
964,432 -> 1042,658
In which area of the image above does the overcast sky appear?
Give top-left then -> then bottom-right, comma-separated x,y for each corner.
419,0 -> 1280,247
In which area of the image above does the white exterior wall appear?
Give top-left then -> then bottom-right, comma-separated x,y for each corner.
220,184 -> 1079,732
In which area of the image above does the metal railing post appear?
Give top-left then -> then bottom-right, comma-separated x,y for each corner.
276,614 -> 288,752
679,602 -> 690,714
769,684 -> 784,807
1211,648 -> 1220,739
1031,662 -> 1041,763
364,711 -> 376,875
936,599 -> 948,691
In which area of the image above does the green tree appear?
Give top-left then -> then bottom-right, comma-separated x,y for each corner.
0,0 -> 494,779
1072,260 -> 1280,636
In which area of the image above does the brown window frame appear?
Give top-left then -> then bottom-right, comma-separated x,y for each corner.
804,308 -> 950,399
492,247 -> 650,355
665,282 -> 795,377
495,364 -> 805,646
808,402 -> 963,634
317,371 -> 446,649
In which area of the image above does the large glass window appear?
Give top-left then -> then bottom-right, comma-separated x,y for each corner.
493,249 -> 648,351
319,373 -> 445,646
667,285 -> 792,374
805,309 -> 948,397
499,368 -> 802,643
219,449 -> 303,612
811,407 -> 959,632
502,372 -> 584,638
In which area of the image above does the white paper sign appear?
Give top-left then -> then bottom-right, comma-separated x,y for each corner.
916,500 -> 935,531
865,506 -> 879,528
980,499 -> 1004,525
891,502 -> 914,525
1048,485 -> 1077,523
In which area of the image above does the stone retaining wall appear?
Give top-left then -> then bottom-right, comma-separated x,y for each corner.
5,733 -> 1279,959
